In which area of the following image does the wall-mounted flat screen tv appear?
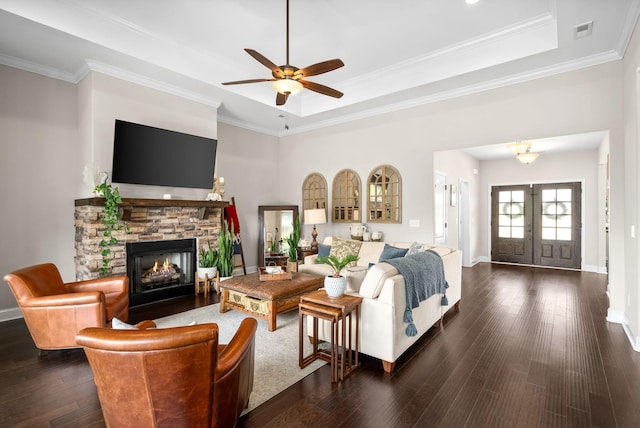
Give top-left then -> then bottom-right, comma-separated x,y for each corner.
111,119 -> 217,189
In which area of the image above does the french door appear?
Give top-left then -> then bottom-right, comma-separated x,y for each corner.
491,182 -> 581,269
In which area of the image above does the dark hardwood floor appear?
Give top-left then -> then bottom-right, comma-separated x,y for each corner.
1,263 -> 639,427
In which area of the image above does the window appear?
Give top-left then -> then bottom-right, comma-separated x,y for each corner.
541,188 -> 573,241
498,190 -> 525,239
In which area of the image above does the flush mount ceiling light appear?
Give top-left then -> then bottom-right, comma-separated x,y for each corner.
466,0 -> 480,4
508,142 -> 540,164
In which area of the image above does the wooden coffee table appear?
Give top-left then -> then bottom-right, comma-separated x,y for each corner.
219,272 -> 324,331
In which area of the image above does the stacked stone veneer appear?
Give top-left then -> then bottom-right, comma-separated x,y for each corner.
74,198 -> 226,280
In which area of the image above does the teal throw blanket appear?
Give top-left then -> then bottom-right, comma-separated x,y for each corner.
382,250 -> 449,336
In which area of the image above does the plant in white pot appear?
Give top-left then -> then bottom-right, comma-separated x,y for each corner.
198,241 -> 218,279
316,253 -> 359,298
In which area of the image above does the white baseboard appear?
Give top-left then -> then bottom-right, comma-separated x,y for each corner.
0,307 -> 23,323
607,309 -> 640,352
583,264 -> 607,274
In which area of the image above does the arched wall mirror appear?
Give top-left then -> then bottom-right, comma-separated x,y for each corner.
302,173 -> 327,221
367,164 -> 402,223
332,169 -> 361,223
258,205 -> 299,267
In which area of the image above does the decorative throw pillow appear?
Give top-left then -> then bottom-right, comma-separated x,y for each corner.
328,237 -> 362,264
406,242 -> 430,256
343,266 -> 369,293
317,243 -> 331,259
111,317 -> 138,330
378,244 -> 409,262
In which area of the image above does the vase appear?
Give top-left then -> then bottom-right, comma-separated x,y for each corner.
287,260 -> 298,273
324,275 -> 347,298
197,266 -> 217,279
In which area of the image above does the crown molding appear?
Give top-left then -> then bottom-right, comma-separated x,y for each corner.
0,53 -> 78,83
83,60 -> 222,109
274,50 -> 622,137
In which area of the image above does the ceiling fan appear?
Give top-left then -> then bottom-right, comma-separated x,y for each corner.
221,0 -> 344,106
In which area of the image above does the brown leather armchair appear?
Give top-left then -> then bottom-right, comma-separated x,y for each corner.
3,263 -> 129,350
76,317 -> 258,428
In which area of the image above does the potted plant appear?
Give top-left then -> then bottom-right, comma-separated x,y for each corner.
198,240 -> 218,279
217,221 -> 235,279
316,253 -> 359,298
285,215 -> 301,272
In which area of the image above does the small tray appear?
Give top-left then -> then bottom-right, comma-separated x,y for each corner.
259,266 -> 292,281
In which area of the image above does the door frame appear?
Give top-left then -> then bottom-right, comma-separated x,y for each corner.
486,179 -> 585,270
458,178 -> 472,267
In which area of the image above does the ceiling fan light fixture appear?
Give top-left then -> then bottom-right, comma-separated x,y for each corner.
272,78 -> 303,95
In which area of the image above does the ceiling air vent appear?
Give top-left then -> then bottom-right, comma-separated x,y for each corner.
574,21 -> 593,39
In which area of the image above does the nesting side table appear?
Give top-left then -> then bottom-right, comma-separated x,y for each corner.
298,290 -> 363,382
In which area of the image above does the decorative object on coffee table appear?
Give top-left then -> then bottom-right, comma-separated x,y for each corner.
316,253 -> 359,298
259,265 -> 292,281
304,208 -> 326,251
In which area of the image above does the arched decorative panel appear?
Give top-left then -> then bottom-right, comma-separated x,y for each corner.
332,169 -> 361,223
367,164 -> 401,223
301,173 -> 327,221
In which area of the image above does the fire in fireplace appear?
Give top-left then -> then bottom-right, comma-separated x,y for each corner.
126,238 -> 196,306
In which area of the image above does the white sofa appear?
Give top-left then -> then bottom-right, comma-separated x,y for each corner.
298,236 -> 462,373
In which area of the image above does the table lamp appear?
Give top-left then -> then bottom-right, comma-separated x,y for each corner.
304,208 -> 327,251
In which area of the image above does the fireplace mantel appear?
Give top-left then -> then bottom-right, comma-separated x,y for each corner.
75,198 -> 229,221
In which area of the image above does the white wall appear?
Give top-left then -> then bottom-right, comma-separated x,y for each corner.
80,72 -> 219,200
216,122 -> 280,269
622,13 -> 640,348
433,149 -> 481,261
0,65 -> 79,317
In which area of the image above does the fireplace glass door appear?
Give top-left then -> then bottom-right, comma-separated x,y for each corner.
127,238 -> 196,306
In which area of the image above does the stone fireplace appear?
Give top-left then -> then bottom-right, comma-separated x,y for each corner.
74,198 -> 228,306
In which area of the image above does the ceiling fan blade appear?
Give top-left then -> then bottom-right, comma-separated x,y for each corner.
276,91 -> 289,106
296,59 -> 344,78
245,49 -> 285,79
222,78 -> 276,85
300,80 -> 343,98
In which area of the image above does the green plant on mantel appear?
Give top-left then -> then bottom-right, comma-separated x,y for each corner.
94,175 -> 127,277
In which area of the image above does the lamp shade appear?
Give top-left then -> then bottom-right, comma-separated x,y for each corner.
272,79 -> 303,95
517,152 -> 540,164
304,208 -> 326,225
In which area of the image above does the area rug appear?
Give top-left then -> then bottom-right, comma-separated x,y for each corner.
154,304 -> 325,413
